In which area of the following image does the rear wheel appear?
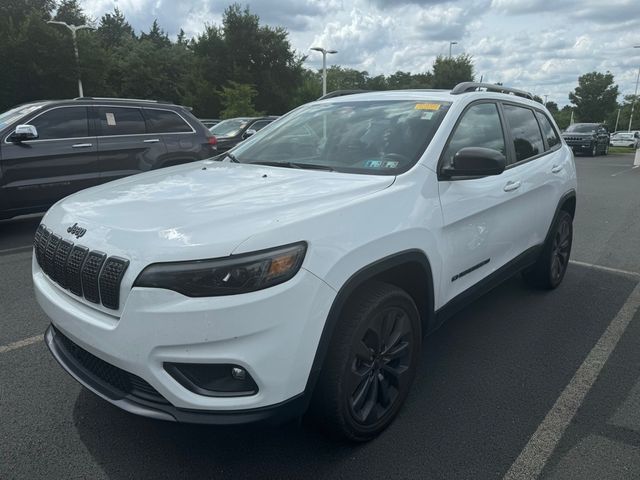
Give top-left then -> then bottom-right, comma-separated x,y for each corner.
523,210 -> 573,289
603,143 -> 609,155
310,282 -> 421,441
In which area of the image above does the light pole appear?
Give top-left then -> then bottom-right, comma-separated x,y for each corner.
310,47 -> 337,96
48,20 -> 94,97
449,41 -> 458,58
627,45 -> 640,132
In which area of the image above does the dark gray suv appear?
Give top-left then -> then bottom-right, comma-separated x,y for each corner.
0,97 -> 216,220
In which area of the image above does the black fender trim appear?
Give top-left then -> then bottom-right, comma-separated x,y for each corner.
542,189 -> 576,249
301,250 -> 435,405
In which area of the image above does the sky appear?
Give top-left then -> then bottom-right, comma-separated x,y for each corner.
81,0 -> 640,106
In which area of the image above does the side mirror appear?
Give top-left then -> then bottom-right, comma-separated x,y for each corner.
10,124 -> 38,142
243,128 -> 257,139
442,147 -> 506,178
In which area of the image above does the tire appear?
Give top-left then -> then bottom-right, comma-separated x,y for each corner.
590,143 -> 598,156
603,143 -> 609,155
310,281 -> 421,441
523,210 -> 573,289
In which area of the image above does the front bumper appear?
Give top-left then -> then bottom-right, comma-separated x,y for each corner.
34,257 -> 336,421
45,325 -> 307,424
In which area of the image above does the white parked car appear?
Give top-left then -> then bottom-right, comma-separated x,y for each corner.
610,131 -> 639,148
34,82 -> 577,441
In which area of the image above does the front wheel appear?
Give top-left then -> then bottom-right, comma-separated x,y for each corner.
523,210 -> 573,289
590,143 -> 598,156
310,282 -> 421,441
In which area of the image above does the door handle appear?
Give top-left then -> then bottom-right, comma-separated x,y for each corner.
71,143 -> 92,148
551,164 -> 563,173
143,138 -> 160,143
503,180 -> 521,192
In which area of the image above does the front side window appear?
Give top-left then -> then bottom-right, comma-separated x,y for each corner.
441,102 -> 506,168
144,109 -> 192,133
503,105 -> 544,162
231,100 -> 451,175
535,111 -> 560,149
30,107 -> 89,140
97,107 -> 146,136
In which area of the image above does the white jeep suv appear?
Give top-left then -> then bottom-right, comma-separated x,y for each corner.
34,83 -> 576,441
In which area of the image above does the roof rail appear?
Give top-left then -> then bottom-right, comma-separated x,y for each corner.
73,97 -> 164,104
451,82 -> 534,100
318,89 -> 371,100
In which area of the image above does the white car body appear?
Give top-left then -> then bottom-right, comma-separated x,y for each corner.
34,88 -> 577,425
610,132 -> 639,148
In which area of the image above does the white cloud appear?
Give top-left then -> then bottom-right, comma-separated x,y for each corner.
81,0 -> 640,105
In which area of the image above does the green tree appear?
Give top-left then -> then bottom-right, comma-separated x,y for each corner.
545,101 -> 559,114
218,81 -> 262,118
54,0 -> 88,25
605,95 -> 640,132
97,7 -> 135,50
569,72 -> 619,123
431,54 -> 474,89
325,66 -> 369,91
553,105 -> 574,131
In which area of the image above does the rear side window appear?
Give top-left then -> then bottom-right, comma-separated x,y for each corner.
535,111 -> 560,149
503,105 -> 544,162
442,102 -> 505,168
144,109 -> 192,133
97,107 -> 146,136
30,107 -> 89,140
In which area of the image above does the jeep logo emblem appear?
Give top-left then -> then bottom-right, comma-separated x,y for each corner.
67,223 -> 87,239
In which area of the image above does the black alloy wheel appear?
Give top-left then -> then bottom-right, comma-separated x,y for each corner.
310,281 -> 421,441
523,210 -> 573,289
347,306 -> 413,425
550,215 -> 571,284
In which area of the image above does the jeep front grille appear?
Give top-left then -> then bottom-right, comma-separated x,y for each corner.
34,224 -> 129,310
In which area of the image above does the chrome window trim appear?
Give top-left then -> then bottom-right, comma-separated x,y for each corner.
4,104 -> 196,144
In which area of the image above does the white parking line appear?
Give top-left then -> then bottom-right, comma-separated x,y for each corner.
503,281 -> 640,480
569,260 -> 640,279
0,334 -> 43,354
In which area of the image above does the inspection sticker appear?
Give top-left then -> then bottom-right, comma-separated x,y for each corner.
415,103 -> 440,111
105,112 -> 116,126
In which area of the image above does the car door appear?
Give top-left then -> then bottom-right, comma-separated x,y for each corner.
143,107 -> 202,166
532,110 -> 571,236
0,105 -> 99,213
95,105 -> 168,182
437,101 -> 539,304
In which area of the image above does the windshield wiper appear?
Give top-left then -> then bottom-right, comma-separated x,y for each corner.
223,152 -> 240,163
250,161 -> 334,171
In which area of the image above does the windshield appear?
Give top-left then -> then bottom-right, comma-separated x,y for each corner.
0,102 -> 46,129
614,133 -> 634,138
210,118 -> 251,138
230,100 -> 451,175
566,124 -> 597,133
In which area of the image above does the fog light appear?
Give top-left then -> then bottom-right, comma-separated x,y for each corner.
164,363 -> 258,397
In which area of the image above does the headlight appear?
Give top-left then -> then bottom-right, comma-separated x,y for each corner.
134,242 -> 307,297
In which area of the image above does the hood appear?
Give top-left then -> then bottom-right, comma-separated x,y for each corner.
43,160 -> 394,264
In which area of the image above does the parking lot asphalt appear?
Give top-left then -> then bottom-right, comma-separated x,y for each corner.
1,153 -> 640,479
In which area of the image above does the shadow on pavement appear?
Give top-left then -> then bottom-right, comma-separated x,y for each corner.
71,267 -> 638,480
